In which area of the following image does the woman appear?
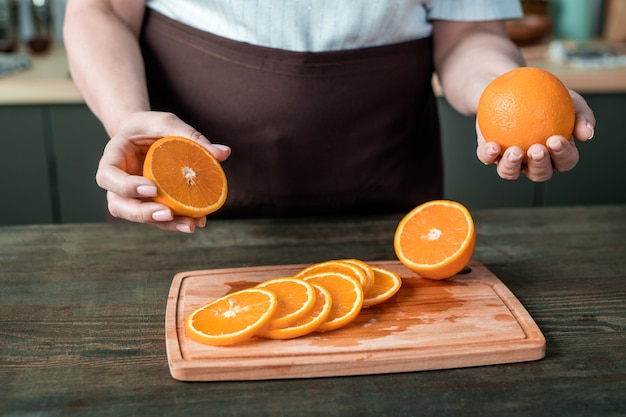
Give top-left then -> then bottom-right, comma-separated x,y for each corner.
64,1 -> 595,233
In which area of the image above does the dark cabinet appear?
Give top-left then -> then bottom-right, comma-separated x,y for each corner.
1,104 -> 107,225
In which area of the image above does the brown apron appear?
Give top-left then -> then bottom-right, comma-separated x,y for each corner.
139,9 -> 442,218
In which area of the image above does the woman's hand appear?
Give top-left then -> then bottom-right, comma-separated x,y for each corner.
95,111 -> 231,233
476,89 -> 596,182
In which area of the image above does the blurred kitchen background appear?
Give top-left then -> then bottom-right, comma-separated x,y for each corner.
1,0 -> 625,226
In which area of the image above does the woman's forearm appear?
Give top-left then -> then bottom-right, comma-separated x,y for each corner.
433,20 -> 525,116
64,0 -> 148,136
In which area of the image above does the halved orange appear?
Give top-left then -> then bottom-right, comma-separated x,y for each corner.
363,266 -> 402,307
143,136 -> 228,217
184,288 -> 277,346
259,283 -> 333,340
294,260 -> 368,290
394,200 -> 475,280
255,277 -> 316,330
302,272 -> 364,332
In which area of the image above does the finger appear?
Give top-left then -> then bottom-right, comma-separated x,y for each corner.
475,119 -> 501,165
570,90 -> 595,142
151,215 -> 198,233
185,131 -> 231,162
207,143 -> 232,162
194,216 -> 207,228
151,218 -> 197,233
122,112 -> 232,161
96,161 -> 156,199
547,135 -> 579,172
525,144 -> 553,182
94,138 -> 153,196
496,146 -> 524,180
107,191 -> 170,224
476,140 -> 501,165
107,192 -> 198,233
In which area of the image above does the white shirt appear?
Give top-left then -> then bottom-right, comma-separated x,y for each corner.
146,0 -> 522,52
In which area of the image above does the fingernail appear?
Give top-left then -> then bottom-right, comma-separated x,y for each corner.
531,149 -> 545,160
212,144 -> 231,153
586,123 -> 594,140
547,137 -> 563,152
152,209 -> 171,221
176,223 -> 193,233
508,150 -> 523,162
137,185 -> 157,197
487,144 -> 499,158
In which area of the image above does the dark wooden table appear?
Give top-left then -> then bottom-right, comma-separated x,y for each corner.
1,205 -> 625,416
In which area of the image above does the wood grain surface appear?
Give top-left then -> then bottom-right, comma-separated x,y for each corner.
167,261 -> 545,381
1,205 -> 624,416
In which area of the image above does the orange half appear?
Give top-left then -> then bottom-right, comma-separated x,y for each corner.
143,136 -> 227,217
394,200 -> 475,280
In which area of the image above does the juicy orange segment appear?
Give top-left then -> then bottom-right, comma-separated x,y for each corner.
394,200 -> 475,280
259,283 -> 333,340
363,266 -> 402,307
302,272 -> 364,332
143,136 -> 228,217
185,288 -> 277,346
255,277 -> 316,330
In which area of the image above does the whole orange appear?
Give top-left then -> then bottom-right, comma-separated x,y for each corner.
477,67 -> 575,159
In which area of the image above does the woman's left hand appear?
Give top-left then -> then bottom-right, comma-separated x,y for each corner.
476,89 -> 596,182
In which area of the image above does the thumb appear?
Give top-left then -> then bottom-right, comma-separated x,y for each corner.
570,90 -> 595,142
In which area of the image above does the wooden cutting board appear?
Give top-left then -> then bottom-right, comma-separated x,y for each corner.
165,260 -> 545,381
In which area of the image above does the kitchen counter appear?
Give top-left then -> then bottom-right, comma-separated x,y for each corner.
1,204 -> 625,416
1,42 -> 626,106
0,46 -> 82,105
521,42 -> 626,94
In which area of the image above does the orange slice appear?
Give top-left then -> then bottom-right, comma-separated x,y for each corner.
259,283 -> 333,340
362,266 -> 402,307
184,288 -> 277,346
340,259 -> 375,292
294,260 -> 368,290
394,200 -> 476,280
143,136 -> 228,217
302,272 -> 364,332
255,277 -> 316,330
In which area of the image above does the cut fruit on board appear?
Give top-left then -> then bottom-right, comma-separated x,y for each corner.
166,260 -> 546,381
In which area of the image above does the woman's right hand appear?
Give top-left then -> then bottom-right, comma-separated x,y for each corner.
95,111 -> 231,233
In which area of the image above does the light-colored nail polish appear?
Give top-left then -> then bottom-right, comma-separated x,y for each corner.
152,209 -> 171,221
137,185 -> 157,197
509,150 -> 523,162
586,123 -> 595,140
212,144 -> 231,153
176,224 -> 193,233
547,137 -> 563,152
531,149 -> 544,160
